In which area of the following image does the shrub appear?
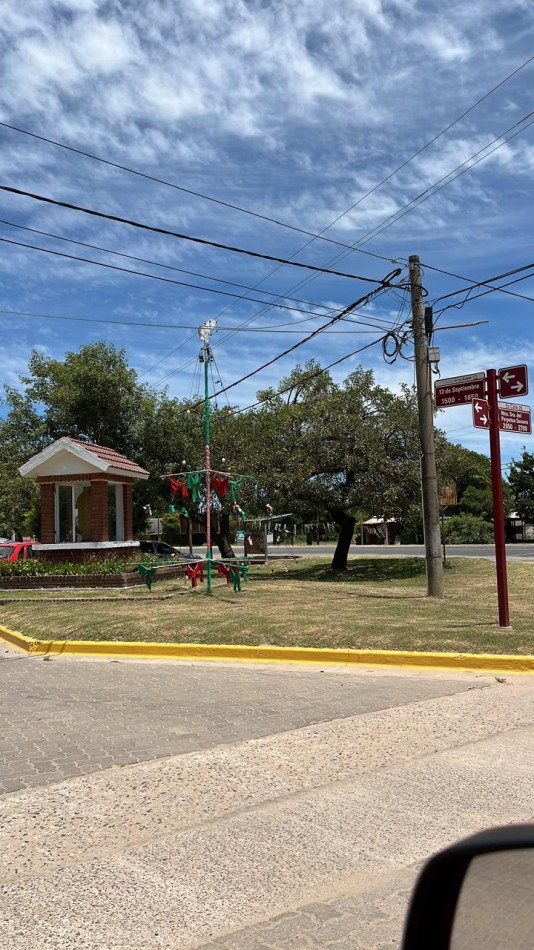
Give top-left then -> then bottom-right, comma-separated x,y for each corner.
0,557 -> 129,577
443,514 -> 494,544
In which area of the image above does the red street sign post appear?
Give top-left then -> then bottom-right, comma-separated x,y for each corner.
440,363 -> 531,628
485,369 -> 510,627
434,372 -> 486,407
498,364 -> 528,399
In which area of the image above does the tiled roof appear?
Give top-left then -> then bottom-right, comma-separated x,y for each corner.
68,439 -> 150,476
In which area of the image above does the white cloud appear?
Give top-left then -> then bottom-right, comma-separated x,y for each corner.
1,0 -> 533,434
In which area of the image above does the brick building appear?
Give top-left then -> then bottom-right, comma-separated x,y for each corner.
19,437 -> 149,561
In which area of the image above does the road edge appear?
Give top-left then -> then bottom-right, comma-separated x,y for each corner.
1,624 -> 533,673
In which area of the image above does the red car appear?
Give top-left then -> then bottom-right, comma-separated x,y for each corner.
0,541 -> 38,562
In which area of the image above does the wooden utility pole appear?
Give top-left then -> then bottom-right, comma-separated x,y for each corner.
409,255 -> 443,597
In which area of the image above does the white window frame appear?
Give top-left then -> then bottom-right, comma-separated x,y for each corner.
110,483 -> 125,542
54,483 -> 91,543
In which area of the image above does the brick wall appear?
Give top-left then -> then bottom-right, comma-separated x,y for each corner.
36,474 -> 137,545
90,480 -> 109,542
40,483 -> 55,543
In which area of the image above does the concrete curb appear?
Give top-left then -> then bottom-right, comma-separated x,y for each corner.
1,624 -> 534,673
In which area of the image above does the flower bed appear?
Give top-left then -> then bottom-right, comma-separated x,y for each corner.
0,558 -> 186,589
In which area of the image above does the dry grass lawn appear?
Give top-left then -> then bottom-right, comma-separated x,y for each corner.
1,557 -> 534,655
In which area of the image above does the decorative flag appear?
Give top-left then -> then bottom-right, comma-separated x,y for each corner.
186,562 -> 204,588
169,478 -> 188,498
229,479 -> 242,503
212,475 -> 229,498
186,471 -> 202,503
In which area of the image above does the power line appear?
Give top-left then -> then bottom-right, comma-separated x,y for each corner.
150,311 -> 395,387
0,235 -> 354,318
3,51 -> 532,266
0,221 -> 401,395
433,270 -> 534,319
179,63 -> 534,375
0,218 -> 345,314
147,309 -> 397,386
230,335 -> 387,415
2,52 -> 531,389
0,306 -> 391,334
0,119 -> 391,261
344,112 -> 534,250
0,123 -> 398,267
168,46 -> 534,361
425,260 -> 534,307
188,279 -> 396,407
138,304 -> 398,381
0,185 -> 390,284
317,53 -> 534,242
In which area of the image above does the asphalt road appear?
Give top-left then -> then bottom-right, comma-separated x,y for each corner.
194,542 -> 534,560
1,648 -> 533,949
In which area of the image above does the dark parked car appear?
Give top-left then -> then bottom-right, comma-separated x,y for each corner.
138,540 -> 182,559
137,541 -> 202,561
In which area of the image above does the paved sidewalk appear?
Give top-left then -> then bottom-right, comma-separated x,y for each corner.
1,647 -> 533,948
0,647 -> 479,794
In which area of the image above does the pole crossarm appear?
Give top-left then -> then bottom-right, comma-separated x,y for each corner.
164,469 -> 256,480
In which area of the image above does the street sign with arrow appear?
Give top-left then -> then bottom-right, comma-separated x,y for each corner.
498,364 -> 528,398
472,397 -> 532,433
472,398 -> 490,429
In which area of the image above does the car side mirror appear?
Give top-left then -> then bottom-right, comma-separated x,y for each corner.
401,824 -> 534,949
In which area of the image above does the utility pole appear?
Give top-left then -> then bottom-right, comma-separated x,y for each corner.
198,319 -> 217,593
409,255 -> 443,598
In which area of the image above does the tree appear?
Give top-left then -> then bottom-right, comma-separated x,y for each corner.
437,443 -> 513,523
457,483 -> 513,522
509,450 -> 534,524
19,342 -> 147,454
0,390 -> 47,538
227,362 -> 425,570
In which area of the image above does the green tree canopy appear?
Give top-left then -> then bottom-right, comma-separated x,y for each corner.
509,450 -> 534,524
18,342 -> 147,454
225,361 -> 425,569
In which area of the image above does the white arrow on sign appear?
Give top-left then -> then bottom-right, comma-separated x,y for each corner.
473,402 -> 488,422
501,372 -> 524,392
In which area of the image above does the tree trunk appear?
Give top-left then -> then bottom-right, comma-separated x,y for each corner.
211,510 -> 235,558
329,508 -> 356,571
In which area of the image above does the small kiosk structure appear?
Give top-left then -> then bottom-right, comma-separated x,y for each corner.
19,437 -> 149,561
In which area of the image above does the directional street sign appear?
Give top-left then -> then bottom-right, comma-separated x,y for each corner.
472,398 -> 490,429
498,364 -> 528,399
498,401 -> 532,434
435,372 -> 486,407
471,398 -> 532,434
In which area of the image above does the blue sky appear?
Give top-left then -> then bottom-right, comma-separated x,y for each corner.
1,0 -> 534,470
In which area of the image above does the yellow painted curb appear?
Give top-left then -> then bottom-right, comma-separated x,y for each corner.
1,623 -> 534,673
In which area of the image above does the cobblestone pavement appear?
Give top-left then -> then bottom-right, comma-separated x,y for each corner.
3,644 -> 531,949
0,646 -> 479,795
196,867 -> 418,949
